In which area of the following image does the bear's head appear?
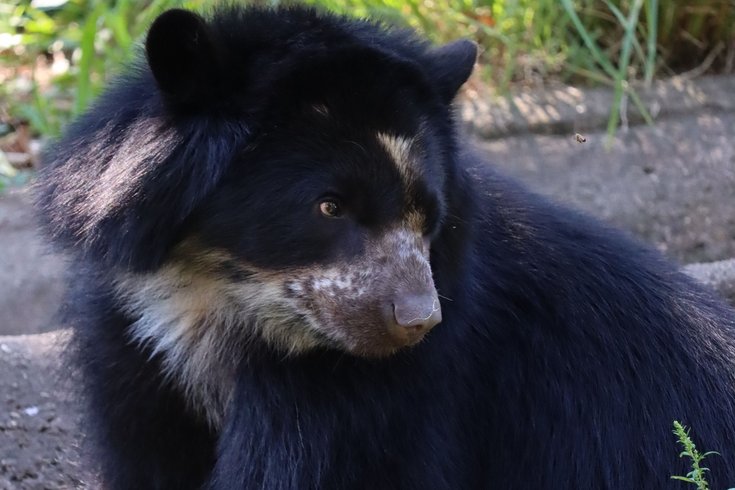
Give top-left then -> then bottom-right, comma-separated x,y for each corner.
37,6 -> 477,422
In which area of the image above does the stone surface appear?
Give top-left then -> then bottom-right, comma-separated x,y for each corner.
685,259 -> 735,303
472,111 -> 735,264
0,188 -> 65,336
461,75 -> 735,139
0,331 -> 86,489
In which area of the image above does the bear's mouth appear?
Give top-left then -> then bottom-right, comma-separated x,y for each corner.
346,330 -> 430,358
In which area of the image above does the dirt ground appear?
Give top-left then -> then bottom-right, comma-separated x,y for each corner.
477,112 -> 735,265
0,332 -> 86,490
0,191 -> 65,336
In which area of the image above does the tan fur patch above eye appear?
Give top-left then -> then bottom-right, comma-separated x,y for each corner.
377,132 -> 420,186
376,133 -> 430,236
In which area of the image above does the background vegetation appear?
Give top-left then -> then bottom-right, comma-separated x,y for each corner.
0,0 -> 734,187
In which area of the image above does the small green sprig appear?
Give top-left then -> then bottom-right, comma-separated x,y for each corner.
671,420 -> 719,490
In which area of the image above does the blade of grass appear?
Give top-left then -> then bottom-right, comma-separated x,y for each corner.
566,65 -> 654,127
606,0 -> 644,138
644,0 -> 658,85
23,75 -> 56,136
499,0 -> 521,93
73,2 -> 105,116
562,0 -> 651,140
106,0 -> 134,55
559,0 -> 617,79
0,151 -> 18,179
604,0 -> 648,74
626,87 -> 655,126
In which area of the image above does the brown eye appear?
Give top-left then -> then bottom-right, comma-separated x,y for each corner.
319,200 -> 342,218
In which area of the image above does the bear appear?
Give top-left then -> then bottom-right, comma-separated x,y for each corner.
34,5 -> 735,489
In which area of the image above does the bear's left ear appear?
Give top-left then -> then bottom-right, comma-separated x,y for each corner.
145,9 -> 221,103
427,39 -> 477,104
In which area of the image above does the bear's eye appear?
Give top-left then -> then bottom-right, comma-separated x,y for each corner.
319,199 -> 342,218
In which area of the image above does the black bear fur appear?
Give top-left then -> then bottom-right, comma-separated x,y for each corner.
35,5 -> 735,489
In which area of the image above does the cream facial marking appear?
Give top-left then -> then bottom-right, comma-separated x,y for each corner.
114,216 -> 436,425
376,132 -> 421,186
114,242 -> 325,428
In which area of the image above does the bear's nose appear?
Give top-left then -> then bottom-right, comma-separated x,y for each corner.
384,294 -> 442,345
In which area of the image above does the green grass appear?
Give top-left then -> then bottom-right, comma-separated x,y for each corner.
1,0 -> 207,137
0,151 -> 16,191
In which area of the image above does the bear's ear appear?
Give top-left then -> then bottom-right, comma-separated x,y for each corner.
145,9 -> 220,101
427,39 -> 477,104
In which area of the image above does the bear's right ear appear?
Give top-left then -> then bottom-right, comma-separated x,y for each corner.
145,9 -> 220,102
426,39 -> 477,104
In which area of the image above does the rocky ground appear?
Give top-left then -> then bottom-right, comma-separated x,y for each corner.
1,75 -> 734,489
0,332 -> 85,489
464,75 -> 735,264
0,192 -> 65,336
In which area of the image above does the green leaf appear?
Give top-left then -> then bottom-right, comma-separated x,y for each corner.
671,476 -> 697,483
73,2 -> 106,116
